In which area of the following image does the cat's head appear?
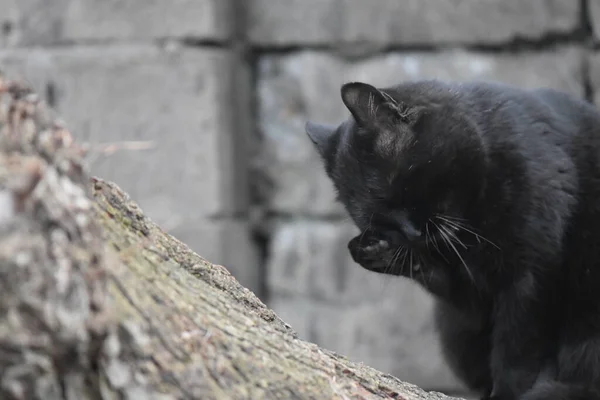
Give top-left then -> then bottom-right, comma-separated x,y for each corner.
305,81 -> 488,253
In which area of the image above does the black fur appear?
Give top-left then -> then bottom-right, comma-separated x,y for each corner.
305,80 -> 600,400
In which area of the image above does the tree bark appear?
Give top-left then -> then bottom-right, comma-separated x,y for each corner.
0,74 -> 464,400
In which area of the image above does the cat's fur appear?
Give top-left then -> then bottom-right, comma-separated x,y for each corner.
305,80 -> 600,400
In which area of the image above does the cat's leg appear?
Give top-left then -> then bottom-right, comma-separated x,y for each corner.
347,232 -> 393,272
520,381 -> 600,400
488,285 -> 550,400
518,356 -> 600,399
348,232 -> 458,298
434,301 -> 493,398
519,331 -> 600,400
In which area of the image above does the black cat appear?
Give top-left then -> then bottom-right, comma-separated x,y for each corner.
305,79 -> 600,400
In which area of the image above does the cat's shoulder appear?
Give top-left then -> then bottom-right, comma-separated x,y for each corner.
460,81 -> 594,117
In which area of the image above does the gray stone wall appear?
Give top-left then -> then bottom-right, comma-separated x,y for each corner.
1,1 -> 599,397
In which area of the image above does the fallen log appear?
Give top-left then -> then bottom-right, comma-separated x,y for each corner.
0,74 -> 463,400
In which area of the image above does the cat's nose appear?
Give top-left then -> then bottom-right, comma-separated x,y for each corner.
403,223 -> 422,241
392,212 -> 422,242
401,221 -> 422,242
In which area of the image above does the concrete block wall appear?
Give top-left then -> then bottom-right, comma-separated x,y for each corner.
0,0 -> 260,293
1,1 -> 599,397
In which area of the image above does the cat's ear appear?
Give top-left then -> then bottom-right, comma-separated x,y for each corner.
340,82 -> 409,128
305,121 -> 335,156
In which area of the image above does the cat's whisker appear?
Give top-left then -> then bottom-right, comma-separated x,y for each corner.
397,248 -> 404,275
435,218 -> 466,250
428,219 -> 441,252
437,223 -> 475,284
409,249 -> 414,280
359,213 -> 376,241
436,214 -> 469,223
418,263 -> 426,283
436,215 -> 500,249
387,247 -> 399,272
425,222 -> 432,251
429,219 -> 450,263
400,247 -> 408,270
435,221 -> 470,280
436,216 -> 470,229
438,217 -> 471,238
436,223 -> 452,251
400,247 -> 409,275
387,246 -> 403,275
439,223 -> 468,250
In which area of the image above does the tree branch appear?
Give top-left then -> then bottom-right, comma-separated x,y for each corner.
0,73 -> 463,400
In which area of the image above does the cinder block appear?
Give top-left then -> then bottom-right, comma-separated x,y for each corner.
309,298 -> 464,392
0,44 -> 247,219
247,0 -> 579,46
588,53 -> 600,106
590,0 -> 600,41
257,48 -> 584,215
0,0 -> 66,47
267,221 -> 368,303
0,0 -> 232,47
63,0 -> 232,42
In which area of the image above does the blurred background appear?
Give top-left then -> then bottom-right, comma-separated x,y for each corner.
1,1 -> 597,398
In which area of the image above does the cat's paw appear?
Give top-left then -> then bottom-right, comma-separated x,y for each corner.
348,234 -> 390,271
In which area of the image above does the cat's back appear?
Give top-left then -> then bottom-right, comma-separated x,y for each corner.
449,81 -> 600,169
458,81 -> 600,140
401,79 -> 599,145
